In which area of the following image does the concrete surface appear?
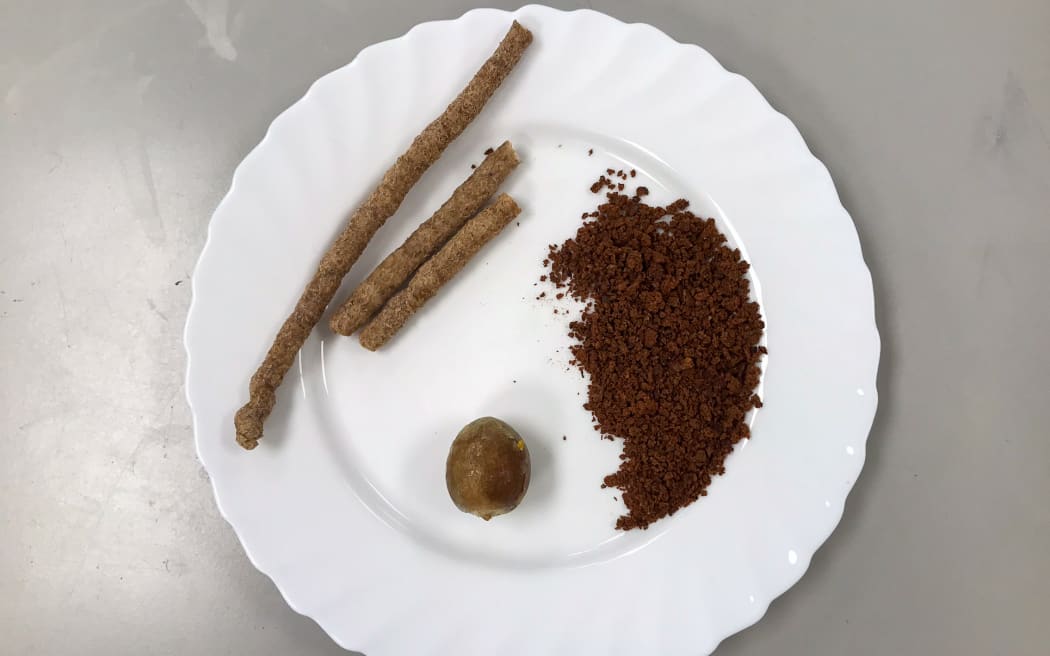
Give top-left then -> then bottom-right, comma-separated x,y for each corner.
2,1 -> 1048,654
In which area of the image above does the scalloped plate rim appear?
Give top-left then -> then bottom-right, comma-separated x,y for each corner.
185,5 -> 880,654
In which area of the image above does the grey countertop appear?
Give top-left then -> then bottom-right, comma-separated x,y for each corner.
2,1 -> 1048,654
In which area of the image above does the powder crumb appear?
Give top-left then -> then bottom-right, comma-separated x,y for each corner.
545,178 -> 765,531
636,186 -> 649,196
484,146 -> 494,155
588,148 -> 594,156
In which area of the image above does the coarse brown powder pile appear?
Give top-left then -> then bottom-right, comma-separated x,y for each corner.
546,175 -> 766,530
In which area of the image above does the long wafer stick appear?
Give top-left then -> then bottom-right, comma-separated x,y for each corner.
235,22 -> 533,450
329,141 -> 520,336
359,193 -> 521,351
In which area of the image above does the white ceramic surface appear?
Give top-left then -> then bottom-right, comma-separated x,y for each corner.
185,5 -> 879,654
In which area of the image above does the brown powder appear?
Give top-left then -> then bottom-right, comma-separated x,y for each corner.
545,180 -> 765,530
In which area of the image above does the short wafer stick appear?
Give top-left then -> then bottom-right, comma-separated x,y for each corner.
234,22 -> 533,450
359,193 -> 521,351
329,141 -> 520,336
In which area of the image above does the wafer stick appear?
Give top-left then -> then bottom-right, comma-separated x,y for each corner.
359,193 -> 521,351
329,141 -> 520,336
234,22 -> 533,450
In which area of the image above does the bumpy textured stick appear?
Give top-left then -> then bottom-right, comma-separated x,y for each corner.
235,22 -> 533,450
359,193 -> 521,351
329,141 -> 520,336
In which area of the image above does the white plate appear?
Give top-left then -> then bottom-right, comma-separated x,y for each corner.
186,5 -> 879,655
